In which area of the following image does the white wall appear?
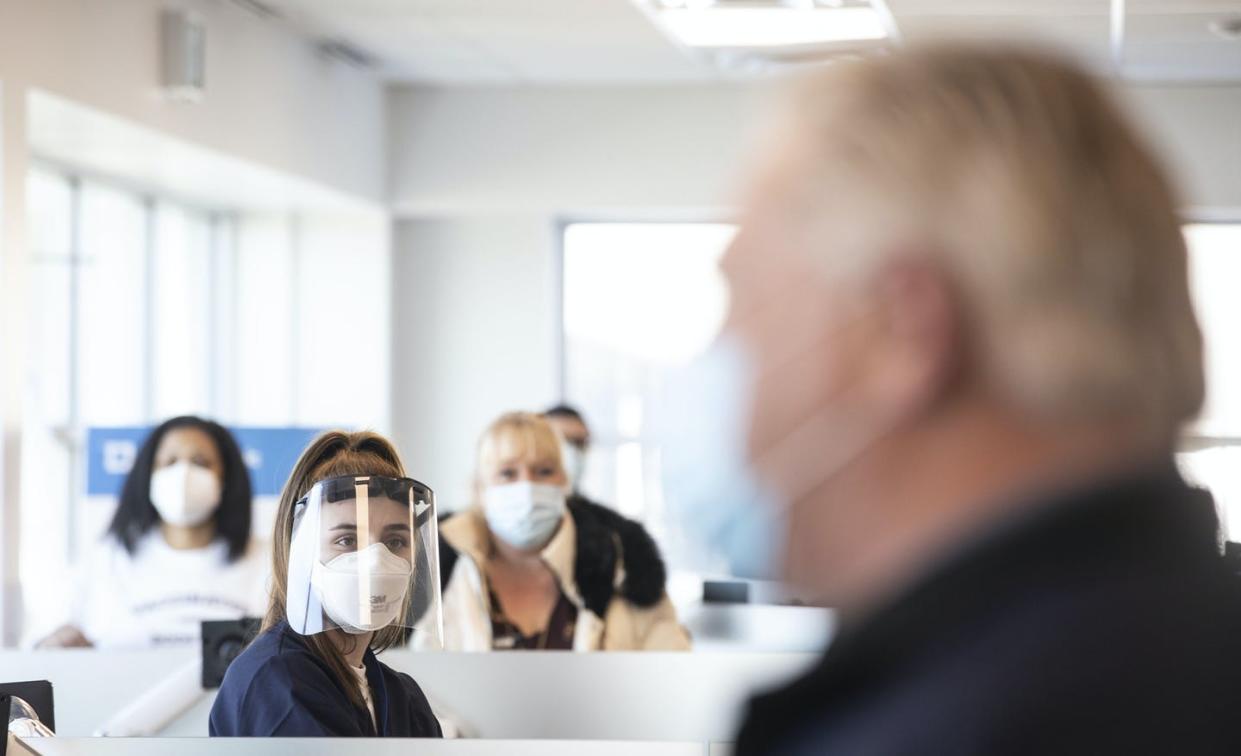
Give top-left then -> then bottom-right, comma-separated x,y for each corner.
389,84 -> 774,215
0,0 -> 385,202
0,79 -> 31,645
388,85 -> 769,502
389,82 -> 1241,216
386,81 -> 1241,504
392,217 -> 560,508
0,0 -> 389,643
1119,85 -> 1241,219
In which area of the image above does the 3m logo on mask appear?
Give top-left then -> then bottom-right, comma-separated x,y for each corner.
310,544 -> 414,634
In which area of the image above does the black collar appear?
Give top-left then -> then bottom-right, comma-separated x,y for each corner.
273,620 -> 389,736
742,463 -> 1222,741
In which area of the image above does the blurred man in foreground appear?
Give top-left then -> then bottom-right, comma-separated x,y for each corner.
723,44 -> 1241,754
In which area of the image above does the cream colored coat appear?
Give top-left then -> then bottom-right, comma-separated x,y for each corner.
427,507 -> 690,651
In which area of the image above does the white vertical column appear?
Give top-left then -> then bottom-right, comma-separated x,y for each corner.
141,197 -> 157,423
209,214 -> 240,424
0,79 -> 30,646
288,213 -> 302,425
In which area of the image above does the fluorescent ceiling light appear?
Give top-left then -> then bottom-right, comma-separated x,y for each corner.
658,6 -> 888,48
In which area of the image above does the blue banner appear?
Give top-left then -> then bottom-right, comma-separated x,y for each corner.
86,426 -> 325,497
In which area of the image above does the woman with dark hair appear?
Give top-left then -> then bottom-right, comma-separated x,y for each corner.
36,416 -> 268,648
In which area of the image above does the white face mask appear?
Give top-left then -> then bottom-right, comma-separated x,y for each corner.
149,461 -> 221,527
483,481 -> 567,551
559,442 -> 586,494
310,543 -> 413,634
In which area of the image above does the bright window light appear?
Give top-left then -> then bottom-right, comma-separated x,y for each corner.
1186,223 -> 1241,437
563,222 -> 733,366
658,6 -> 888,48
562,222 -> 735,543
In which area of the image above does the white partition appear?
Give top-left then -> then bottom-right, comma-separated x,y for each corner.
12,737 -> 706,756
378,650 -> 813,741
0,649 -> 816,741
1,649 -> 191,736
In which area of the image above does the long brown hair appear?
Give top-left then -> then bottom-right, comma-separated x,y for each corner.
263,430 -> 410,711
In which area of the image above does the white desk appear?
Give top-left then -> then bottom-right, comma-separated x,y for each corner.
12,737 -> 713,756
1,649 -> 817,741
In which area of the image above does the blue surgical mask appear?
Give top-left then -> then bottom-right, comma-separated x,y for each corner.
483,481 -> 567,551
661,308 -> 907,585
659,337 -> 786,579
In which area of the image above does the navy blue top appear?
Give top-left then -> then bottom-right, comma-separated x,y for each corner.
735,466 -> 1241,755
209,620 -> 442,738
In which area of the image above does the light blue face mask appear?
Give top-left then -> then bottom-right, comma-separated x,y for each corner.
659,336 -> 786,580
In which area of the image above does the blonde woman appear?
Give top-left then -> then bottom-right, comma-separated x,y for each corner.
210,431 -> 443,738
434,412 -> 689,651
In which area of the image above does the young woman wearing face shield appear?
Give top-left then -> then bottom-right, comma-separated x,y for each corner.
428,412 -> 690,651
209,430 -> 443,738
35,416 -> 267,649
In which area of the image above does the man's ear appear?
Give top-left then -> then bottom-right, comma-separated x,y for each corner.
865,258 -> 963,414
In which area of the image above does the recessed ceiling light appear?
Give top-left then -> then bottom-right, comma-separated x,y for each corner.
655,5 -> 889,48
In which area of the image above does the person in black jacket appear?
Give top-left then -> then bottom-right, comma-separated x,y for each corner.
707,42 -> 1241,755
210,431 -> 442,738
544,403 -> 592,497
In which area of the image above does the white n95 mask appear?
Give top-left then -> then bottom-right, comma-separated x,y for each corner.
483,481 -> 567,551
310,543 -> 413,634
285,475 -> 442,643
149,461 -> 221,527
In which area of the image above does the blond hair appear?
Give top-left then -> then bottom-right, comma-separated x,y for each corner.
475,412 -> 565,492
767,43 -> 1202,444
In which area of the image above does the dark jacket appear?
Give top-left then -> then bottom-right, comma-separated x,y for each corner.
209,619 -> 442,738
736,465 -> 1241,756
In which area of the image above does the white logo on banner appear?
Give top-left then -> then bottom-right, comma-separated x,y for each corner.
103,440 -> 138,475
243,448 -> 264,470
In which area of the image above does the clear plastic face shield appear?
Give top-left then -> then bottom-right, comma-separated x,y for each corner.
286,475 -> 442,646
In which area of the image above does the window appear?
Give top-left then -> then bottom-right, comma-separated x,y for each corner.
1178,222 -> 1241,542
562,221 -> 1241,564
152,201 -> 215,418
19,171 -> 76,637
15,167 -> 389,644
76,182 -> 147,425
561,222 -> 734,553
19,169 -> 234,641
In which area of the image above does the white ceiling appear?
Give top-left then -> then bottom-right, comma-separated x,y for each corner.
255,0 -> 1241,84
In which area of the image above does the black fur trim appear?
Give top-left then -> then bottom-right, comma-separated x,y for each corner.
568,496 -> 667,615
437,529 -> 461,593
436,498 -> 668,616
